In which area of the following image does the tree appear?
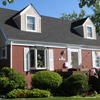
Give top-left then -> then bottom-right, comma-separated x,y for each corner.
2,0 -> 14,6
60,9 -> 86,21
79,0 -> 100,9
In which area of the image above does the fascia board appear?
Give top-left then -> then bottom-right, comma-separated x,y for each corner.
73,25 -> 82,29
82,17 -> 95,28
20,4 -> 41,19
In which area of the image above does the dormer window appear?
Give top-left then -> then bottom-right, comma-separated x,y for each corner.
27,16 -> 35,31
87,26 -> 93,38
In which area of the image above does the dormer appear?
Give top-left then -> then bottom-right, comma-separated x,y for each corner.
13,4 -> 41,33
72,17 -> 97,40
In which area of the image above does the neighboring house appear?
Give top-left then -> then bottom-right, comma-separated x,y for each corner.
0,4 -> 100,88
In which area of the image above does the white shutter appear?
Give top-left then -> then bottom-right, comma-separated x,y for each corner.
78,49 -> 82,68
67,48 -> 71,68
24,48 -> 30,71
49,49 -> 54,71
92,51 -> 95,68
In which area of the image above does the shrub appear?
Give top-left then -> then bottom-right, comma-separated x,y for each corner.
6,89 -> 24,98
63,73 -> 89,96
30,89 -> 51,97
6,88 -> 50,98
31,71 -> 62,91
0,67 -> 15,77
0,67 -> 26,94
89,76 -> 99,92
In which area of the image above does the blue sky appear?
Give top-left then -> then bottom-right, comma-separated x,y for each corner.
0,0 -> 94,19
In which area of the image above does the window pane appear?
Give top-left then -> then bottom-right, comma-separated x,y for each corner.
87,27 -> 92,37
27,17 -> 35,30
95,59 -> 99,67
27,24 -> 34,30
27,17 -> 34,23
37,50 -> 45,68
95,52 -> 100,67
2,49 -> 5,57
30,50 -> 35,68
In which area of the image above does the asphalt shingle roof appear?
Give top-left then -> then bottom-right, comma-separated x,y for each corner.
0,8 -> 100,47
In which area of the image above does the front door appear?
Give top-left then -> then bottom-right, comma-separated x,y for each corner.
71,52 -> 78,69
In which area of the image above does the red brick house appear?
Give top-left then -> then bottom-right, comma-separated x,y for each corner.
0,4 -> 100,88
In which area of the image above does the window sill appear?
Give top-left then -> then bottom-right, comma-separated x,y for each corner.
30,67 -> 47,70
1,57 -> 6,59
25,29 -> 41,33
86,37 -> 95,40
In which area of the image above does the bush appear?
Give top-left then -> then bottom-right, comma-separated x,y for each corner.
6,88 -> 50,98
0,67 -> 26,94
31,71 -> 62,91
89,76 -> 99,92
30,89 -> 51,97
63,73 -> 89,96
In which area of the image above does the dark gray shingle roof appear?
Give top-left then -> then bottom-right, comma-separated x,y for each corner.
0,8 -> 100,46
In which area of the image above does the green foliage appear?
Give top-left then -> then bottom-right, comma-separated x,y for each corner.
30,89 -> 51,98
2,0 -> 14,6
0,67 -> 26,94
63,73 -> 89,96
79,0 -> 100,9
0,67 -> 15,77
2,1 -> 6,6
6,88 -> 50,98
60,9 -> 86,21
31,71 -> 62,91
6,89 -> 25,98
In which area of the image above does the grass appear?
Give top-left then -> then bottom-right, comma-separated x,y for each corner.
1,97 -> 100,100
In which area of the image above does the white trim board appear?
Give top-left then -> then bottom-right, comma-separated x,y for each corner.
83,17 -> 95,28
20,4 -> 41,19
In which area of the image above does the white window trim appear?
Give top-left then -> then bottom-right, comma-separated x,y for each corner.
1,46 -> 7,59
86,25 -> 93,39
92,51 -> 100,68
26,14 -> 37,32
30,48 -> 47,70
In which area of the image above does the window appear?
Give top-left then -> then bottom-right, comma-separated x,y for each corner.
27,16 -> 35,30
87,27 -> 92,38
95,52 -> 100,67
1,47 -> 7,59
30,48 -> 46,69
93,51 -> 100,67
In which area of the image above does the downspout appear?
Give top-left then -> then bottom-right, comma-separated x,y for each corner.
10,41 -> 12,68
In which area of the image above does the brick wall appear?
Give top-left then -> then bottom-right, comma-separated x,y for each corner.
81,50 -> 92,70
49,48 -> 67,71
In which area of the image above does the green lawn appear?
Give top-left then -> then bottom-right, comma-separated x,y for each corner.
1,97 -> 100,100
